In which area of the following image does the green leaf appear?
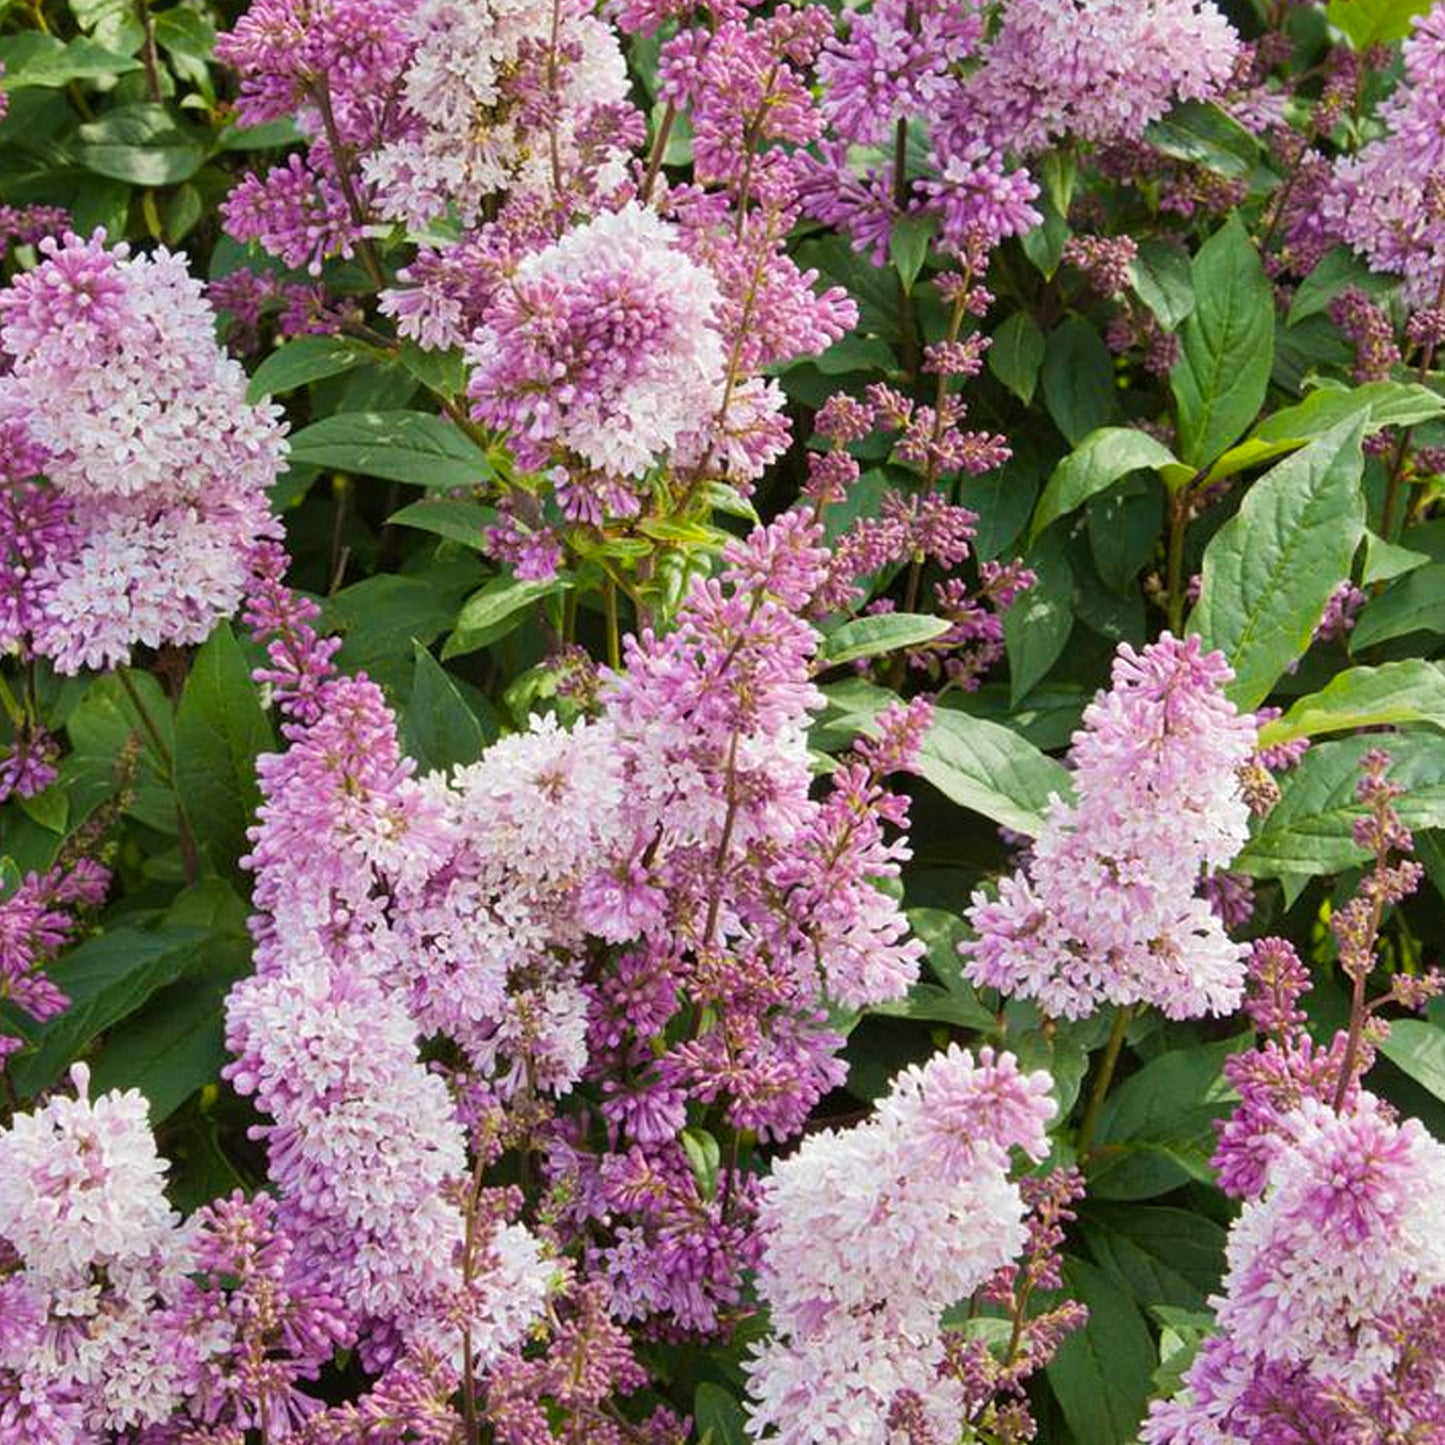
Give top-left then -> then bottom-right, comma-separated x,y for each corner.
1084,1206 -> 1229,1313
1377,1018 -> 1445,1103
868,981 -> 996,1031
9,926 -> 211,1097
1363,530 -> 1432,586
905,908 -> 994,1025
1090,1041 -> 1246,1200
0,33 -> 142,88
76,103 -> 204,185
175,623 -> 274,872
246,335 -> 372,402
1237,734 -> 1445,877
812,332 -> 898,377
1204,381 -> 1445,486
1130,239 -> 1196,331
818,613 -> 951,666
1040,148 -> 1078,218
1170,216 -> 1275,468
1004,529 -> 1074,702
1032,427 -> 1180,542
151,7 -> 216,65
960,434 -> 1044,560
1144,100 -> 1261,179
443,574 -> 571,659
1021,197 -> 1070,279
916,708 -> 1072,837
1258,662 -> 1445,746
388,497 -> 497,548
400,646 -> 491,774
398,340 -> 469,398
988,311 -> 1046,404
694,1384 -> 748,1445
1042,318 -> 1120,446
1352,562 -> 1445,649
1189,415 -> 1367,711
889,211 -> 936,293
88,935 -> 249,1122
1045,1258 -> 1157,1445
1328,0 -> 1432,46
680,1127 -> 721,1201
287,410 -> 494,489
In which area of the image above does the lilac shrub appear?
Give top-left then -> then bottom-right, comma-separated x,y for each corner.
3,0 -> 1445,1442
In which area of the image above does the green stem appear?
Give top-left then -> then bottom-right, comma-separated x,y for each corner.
310,77 -> 386,291
640,103 -> 676,206
0,672 -> 25,728
117,667 -> 172,771
1165,486 -> 1191,634
893,117 -> 920,379
604,576 -> 621,671
1076,1005 -> 1134,1159
134,0 -> 163,103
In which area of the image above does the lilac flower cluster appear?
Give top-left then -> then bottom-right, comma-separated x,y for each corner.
1150,755 -> 1445,1439
806,0 -> 1236,263
466,203 -> 726,495
1148,1094 -> 1445,1443
746,1045 -> 1056,1443
231,514 -> 928,1356
1329,5 -> 1445,307
363,0 -> 636,229
0,232 -> 285,673
0,1068 -> 378,1441
960,0 -> 1240,156
963,634 -> 1257,1020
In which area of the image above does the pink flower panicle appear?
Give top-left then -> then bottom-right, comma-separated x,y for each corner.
1329,6 -> 1445,305
466,202 -> 725,492
745,1045 -> 1055,1444
0,231 -> 285,673
1147,1094 -> 1445,1443
963,633 -> 1257,1021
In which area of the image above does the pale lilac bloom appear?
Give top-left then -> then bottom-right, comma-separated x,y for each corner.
964,634 -> 1256,1020
746,1046 -> 1055,1444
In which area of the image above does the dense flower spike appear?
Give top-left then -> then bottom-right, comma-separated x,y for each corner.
0,1066 -> 191,1436
746,1046 -> 1055,1443
0,232 -> 285,672
963,634 -> 1256,1020
364,0 -> 635,227
235,518 -> 925,1343
954,0 -> 1240,155
1146,1095 -> 1445,1442
1329,5 -> 1445,305
0,856 -> 108,1059
467,202 -> 725,489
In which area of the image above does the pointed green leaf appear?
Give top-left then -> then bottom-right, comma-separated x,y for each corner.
288,410 -> 494,488
1032,427 -> 1180,542
917,709 -> 1072,837
1170,216 -> 1275,467
247,335 -> 372,402
988,311 -> 1047,404
1190,415 -> 1367,710
818,613 -> 951,667
175,623 -> 275,872
1258,661 -> 1445,746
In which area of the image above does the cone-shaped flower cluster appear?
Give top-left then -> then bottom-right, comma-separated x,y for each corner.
963,633 -> 1256,1020
745,1045 -> 1055,1444
0,232 -> 284,673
